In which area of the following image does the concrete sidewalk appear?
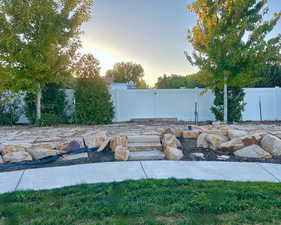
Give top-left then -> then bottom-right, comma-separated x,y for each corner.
1,161 -> 281,194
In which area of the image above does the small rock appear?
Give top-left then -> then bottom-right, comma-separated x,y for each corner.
182,130 -> 201,139
164,146 -> 184,160
261,134 -> 281,156
114,145 -> 129,161
3,151 -> 32,163
234,145 -> 272,159
197,133 -> 209,148
217,155 -> 230,160
191,152 -> 205,159
27,148 -> 59,160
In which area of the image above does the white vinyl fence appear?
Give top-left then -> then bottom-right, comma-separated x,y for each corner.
110,86 -> 281,122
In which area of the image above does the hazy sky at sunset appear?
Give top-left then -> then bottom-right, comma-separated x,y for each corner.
81,0 -> 281,86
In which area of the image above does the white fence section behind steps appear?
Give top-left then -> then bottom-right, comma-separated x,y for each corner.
110,87 -> 281,122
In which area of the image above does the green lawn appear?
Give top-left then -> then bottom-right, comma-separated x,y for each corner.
1,179 -> 281,225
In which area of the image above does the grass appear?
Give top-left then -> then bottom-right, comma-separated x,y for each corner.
1,179 -> 281,225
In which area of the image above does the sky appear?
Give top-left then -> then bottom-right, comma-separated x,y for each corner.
81,0 -> 281,86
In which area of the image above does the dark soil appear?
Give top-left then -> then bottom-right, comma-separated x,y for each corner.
181,139 -> 281,164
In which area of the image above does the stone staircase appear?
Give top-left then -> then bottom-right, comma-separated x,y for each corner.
127,135 -> 165,161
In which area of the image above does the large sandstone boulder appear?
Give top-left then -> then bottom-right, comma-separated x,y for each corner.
261,134 -> 281,156
164,146 -> 184,160
228,130 -> 248,139
182,130 -> 201,139
219,134 -> 264,153
162,134 -> 181,150
27,148 -> 59,160
84,131 -> 108,148
206,134 -> 228,150
161,126 -> 183,138
3,151 -> 32,163
110,134 -> 128,152
197,133 -> 209,148
234,145 -> 272,159
0,144 -> 31,155
114,145 -> 129,161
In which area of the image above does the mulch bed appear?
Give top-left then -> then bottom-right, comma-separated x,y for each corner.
181,139 -> 281,164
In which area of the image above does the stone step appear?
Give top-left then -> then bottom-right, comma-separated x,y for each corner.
127,135 -> 160,143
128,150 -> 165,161
128,142 -> 162,151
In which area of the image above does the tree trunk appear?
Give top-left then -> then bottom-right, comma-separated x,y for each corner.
224,76 -> 228,123
36,82 -> 42,122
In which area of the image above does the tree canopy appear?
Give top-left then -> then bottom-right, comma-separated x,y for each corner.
187,0 -> 281,89
106,62 -> 148,88
0,0 -> 93,91
155,74 -> 205,89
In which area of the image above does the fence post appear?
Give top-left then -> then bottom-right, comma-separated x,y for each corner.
275,86 -> 280,121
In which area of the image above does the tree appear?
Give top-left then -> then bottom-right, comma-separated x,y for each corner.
251,63 -> 281,87
155,74 -> 205,89
74,54 -> 114,125
106,62 -> 145,87
187,0 -> 281,122
24,83 -> 67,125
0,0 -> 93,122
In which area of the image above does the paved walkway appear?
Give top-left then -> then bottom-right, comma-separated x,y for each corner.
1,161 -> 281,194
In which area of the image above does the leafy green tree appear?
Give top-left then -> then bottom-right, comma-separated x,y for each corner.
0,0 -> 93,122
106,62 -> 145,87
155,74 -> 205,89
211,87 -> 246,122
187,0 -> 281,122
251,63 -> 281,87
74,54 -> 114,125
24,83 -> 67,125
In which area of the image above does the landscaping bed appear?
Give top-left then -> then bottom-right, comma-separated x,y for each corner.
1,179 -> 281,225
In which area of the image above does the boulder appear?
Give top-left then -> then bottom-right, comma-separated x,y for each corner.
197,133 -> 209,148
219,134 -> 264,153
110,134 -> 128,152
0,156 -> 3,164
261,134 -> 281,156
161,126 -> 183,137
84,131 -> 108,148
59,140 -> 82,153
3,151 -> 32,163
0,144 -> 31,155
206,134 -> 228,150
27,148 -> 59,160
114,145 -> 129,161
228,130 -> 248,139
97,138 -> 110,152
234,145 -> 272,159
164,146 -> 184,160
162,134 -> 181,150
182,130 -> 201,139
